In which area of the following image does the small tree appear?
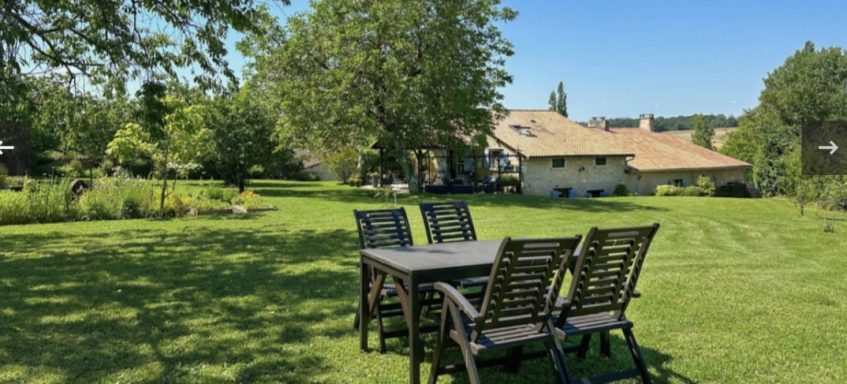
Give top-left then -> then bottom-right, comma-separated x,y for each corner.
547,81 -> 568,117
691,114 -> 714,150
556,81 -> 568,118
106,82 -> 212,216
322,148 -> 359,184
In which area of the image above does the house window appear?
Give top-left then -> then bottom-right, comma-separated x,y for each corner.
488,150 -> 502,169
595,157 -> 607,166
671,179 -> 684,187
552,158 -> 565,168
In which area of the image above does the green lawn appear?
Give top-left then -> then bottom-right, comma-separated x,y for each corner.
1,181 -> 846,383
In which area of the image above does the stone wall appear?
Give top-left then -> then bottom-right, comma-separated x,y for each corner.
521,156 -> 629,197
628,168 -> 748,195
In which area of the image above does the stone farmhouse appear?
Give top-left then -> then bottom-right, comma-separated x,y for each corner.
483,110 -> 750,196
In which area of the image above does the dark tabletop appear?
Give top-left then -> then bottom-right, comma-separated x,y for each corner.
360,240 -> 503,275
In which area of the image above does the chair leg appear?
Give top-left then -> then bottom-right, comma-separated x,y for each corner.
458,340 -> 481,384
577,334 -> 591,359
428,300 -> 451,384
600,331 -> 611,357
353,301 -> 360,330
376,305 -> 387,353
544,336 -> 568,384
623,328 -> 651,384
547,325 -> 574,384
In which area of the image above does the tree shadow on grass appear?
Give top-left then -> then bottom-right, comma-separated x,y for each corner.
0,226 -> 361,383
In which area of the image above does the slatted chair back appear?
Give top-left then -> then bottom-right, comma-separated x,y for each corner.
419,201 -> 477,244
472,236 -> 582,342
353,208 -> 414,249
557,224 -> 660,324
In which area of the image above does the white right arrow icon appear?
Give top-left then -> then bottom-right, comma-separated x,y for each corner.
818,140 -> 839,155
0,140 -> 13,155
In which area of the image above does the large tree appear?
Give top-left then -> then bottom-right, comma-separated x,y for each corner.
208,86 -> 276,192
722,42 -> 847,199
255,0 -> 516,192
0,0 -> 288,112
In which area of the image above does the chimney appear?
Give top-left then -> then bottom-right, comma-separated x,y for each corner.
639,113 -> 655,131
588,116 -> 609,131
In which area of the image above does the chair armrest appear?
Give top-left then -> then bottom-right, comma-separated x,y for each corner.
434,282 -> 482,322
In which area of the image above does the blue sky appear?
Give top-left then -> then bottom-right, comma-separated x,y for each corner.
227,0 -> 847,120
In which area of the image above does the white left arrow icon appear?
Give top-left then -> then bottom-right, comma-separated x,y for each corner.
0,140 -> 13,155
818,140 -> 839,155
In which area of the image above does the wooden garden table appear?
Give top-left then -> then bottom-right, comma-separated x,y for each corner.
359,240 -> 502,384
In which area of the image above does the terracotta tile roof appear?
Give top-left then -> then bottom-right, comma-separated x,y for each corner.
491,110 -> 634,158
609,128 -> 751,172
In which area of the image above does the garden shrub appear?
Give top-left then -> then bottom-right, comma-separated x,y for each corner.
655,185 -> 682,196
612,184 -> 629,196
203,186 -> 225,201
696,176 -> 716,196
682,186 -> 706,196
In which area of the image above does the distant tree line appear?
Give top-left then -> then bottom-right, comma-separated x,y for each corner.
600,114 -> 738,131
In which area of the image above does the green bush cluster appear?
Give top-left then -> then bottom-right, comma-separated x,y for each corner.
76,178 -> 156,220
0,179 -> 76,224
0,177 -> 275,225
612,184 -> 630,196
655,176 -> 716,197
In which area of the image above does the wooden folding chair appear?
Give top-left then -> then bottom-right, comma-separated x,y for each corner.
419,201 -> 487,289
428,236 -> 582,384
553,223 -> 660,383
352,208 -> 438,353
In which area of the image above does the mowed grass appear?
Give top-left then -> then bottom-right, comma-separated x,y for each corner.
1,180 -> 846,383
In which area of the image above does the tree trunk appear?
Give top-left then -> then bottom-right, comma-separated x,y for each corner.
158,146 -> 170,218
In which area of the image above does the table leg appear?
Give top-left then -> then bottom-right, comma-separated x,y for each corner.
359,258 -> 370,351
408,274 -> 422,384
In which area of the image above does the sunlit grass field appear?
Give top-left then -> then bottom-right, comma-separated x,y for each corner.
1,181 -> 846,383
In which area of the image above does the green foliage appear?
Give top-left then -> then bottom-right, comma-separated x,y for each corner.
612,183 -> 630,196
654,184 -> 683,196
691,114 -> 714,149
208,86 -> 276,192
255,0 -> 516,192
0,0 -> 287,98
548,81 -> 568,117
0,178 -> 75,225
695,176 -> 716,196
721,42 -> 847,203
322,148 -> 360,184
656,180 -> 713,197
681,186 -> 706,196
0,177 -> 276,225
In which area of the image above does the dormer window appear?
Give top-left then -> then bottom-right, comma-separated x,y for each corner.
509,124 -> 533,137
